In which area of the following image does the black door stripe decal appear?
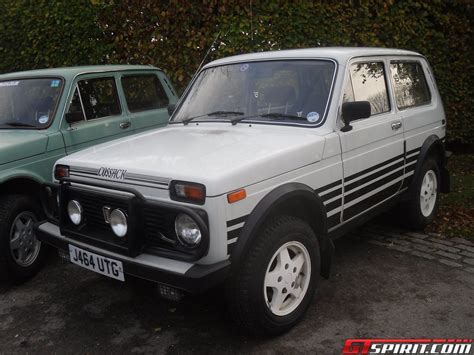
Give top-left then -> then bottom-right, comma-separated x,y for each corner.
344,170 -> 404,204
345,153 -> 404,183
344,184 -> 400,220
344,160 -> 404,193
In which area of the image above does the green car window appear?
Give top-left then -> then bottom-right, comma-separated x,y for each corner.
0,78 -> 63,129
122,74 -> 169,113
77,77 -> 121,120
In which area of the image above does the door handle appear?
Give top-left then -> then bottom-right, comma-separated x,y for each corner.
120,121 -> 131,129
391,121 -> 402,130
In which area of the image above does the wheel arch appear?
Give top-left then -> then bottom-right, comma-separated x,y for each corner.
0,175 -> 44,200
230,182 -> 334,279
410,135 -> 450,194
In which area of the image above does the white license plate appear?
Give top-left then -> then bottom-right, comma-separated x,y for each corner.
69,244 -> 125,281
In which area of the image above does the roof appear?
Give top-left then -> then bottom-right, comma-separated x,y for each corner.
204,47 -> 422,68
0,65 -> 161,81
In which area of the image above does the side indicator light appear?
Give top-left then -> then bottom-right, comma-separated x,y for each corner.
227,189 -> 246,204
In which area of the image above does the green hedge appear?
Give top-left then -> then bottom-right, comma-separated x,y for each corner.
0,0 -> 472,145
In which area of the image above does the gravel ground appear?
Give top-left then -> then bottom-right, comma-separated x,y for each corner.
1,229 -> 473,354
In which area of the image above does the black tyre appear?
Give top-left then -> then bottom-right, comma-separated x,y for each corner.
0,194 -> 47,283
226,215 -> 320,336
403,158 -> 441,229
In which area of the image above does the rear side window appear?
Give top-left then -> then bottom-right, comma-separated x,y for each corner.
390,61 -> 431,109
77,77 -> 121,120
121,74 -> 169,112
345,62 -> 390,115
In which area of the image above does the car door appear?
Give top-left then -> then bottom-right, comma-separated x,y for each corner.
388,58 -> 438,190
61,73 -> 135,154
119,71 -> 175,132
338,58 -> 405,223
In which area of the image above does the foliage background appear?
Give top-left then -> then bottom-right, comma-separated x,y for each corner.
0,0 -> 472,146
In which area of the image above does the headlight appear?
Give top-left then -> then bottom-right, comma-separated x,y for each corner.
174,213 -> 202,247
110,209 -> 128,238
67,200 -> 82,225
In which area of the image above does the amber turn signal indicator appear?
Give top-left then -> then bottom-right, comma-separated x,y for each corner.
227,189 -> 246,204
170,181 -> 206,205
183,185 -> 205,201
54,164 -> 70,180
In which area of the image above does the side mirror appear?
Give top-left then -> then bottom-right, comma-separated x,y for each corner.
167,103 -> 176,116
65,111 -> 84,125
341,101 -> 371,132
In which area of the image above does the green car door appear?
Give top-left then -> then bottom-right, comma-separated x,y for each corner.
60,72 -> 136,154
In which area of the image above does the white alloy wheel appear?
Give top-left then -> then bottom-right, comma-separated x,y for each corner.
264,241 -> 311,316
420,169 -> 438,217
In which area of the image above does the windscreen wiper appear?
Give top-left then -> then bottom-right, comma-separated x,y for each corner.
182,111 -> 244,125
260,113 -> 302,121
230,112 -> 302,125
1,121 -> 36,128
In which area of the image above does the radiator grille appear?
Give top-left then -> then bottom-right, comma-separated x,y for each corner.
143,207 -> 178,248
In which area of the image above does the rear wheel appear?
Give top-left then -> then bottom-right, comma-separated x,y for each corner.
402,158 -> 441,229
0,195 -> 47,282
227,215 -> 320,336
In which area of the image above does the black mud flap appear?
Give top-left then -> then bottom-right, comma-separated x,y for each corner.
320,238 -> 335,279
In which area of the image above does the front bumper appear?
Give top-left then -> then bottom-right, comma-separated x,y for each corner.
35,221 -> 230,294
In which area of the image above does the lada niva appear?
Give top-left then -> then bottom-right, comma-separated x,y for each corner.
36,48 -> 449,335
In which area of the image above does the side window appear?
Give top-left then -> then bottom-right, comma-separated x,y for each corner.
348,62 -> 390,115
342,75 -> 355,103
390,61 -> 431,109
121,74 -> 169,112
77,77 -> 121,120
65,87 -> 86,123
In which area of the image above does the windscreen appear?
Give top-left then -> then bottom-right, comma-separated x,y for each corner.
172,60 -> 335,125
0,78 -> 63,129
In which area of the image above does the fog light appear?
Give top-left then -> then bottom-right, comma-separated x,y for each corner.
110,209 -> 128,238
67,200 -> 82,225
174,213 -> 202,247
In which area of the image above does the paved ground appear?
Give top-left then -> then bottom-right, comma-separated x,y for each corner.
1,222 -> 473,354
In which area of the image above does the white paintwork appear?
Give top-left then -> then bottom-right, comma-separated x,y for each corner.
205,47 -> 421,69
58,123 -> 327,196
44,48 -> 446,276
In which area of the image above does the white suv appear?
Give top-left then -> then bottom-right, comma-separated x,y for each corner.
36,48 -> 450,335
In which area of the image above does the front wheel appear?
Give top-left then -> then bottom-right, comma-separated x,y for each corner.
403,158 -> 441,229
0,195 -> 47,283
226,215 -> 320,336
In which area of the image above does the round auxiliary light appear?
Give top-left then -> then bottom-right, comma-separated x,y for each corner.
67,200 -> 83,225
110,209 -> 128,238
174,213 -> 202,247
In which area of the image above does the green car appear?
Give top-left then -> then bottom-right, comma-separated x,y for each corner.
0,65 -> 178,282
